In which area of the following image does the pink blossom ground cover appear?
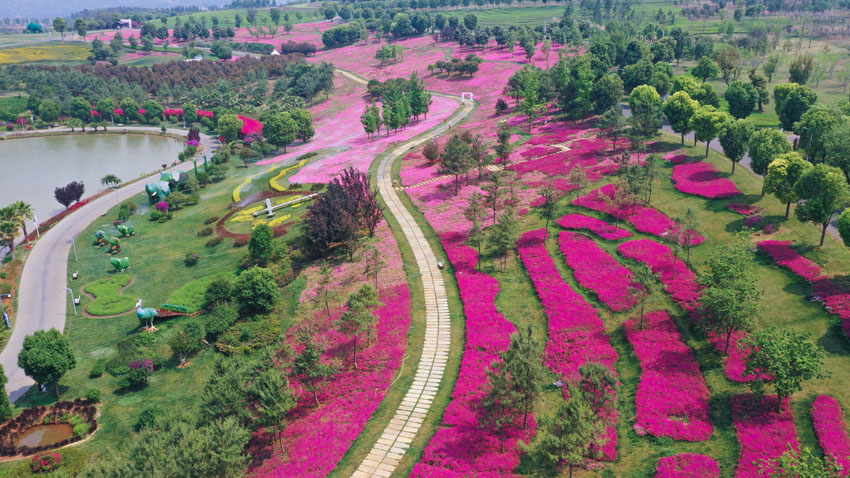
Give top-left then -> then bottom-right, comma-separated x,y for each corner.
671,162 -> 742,199
558,230 -> 638,311
520,145 -> 561,159
258,76 -> 456,183
731,394 -> 799,478
575,184 -> 706,246
663,150 -> 691,165
399,151 -> 443,186
727,203 -> 763,216
656,454 -> 721,478
617,239 -> 759,382
624,310 -> 713,441
230,22 -> 329,48
556,213 -> 632,240
757,240 -> 850,337
404,174 -> 538,476
811,395 -> 850,476
511,137 -> 614,182
517,228 -> 619,460
249,221 -> 410,478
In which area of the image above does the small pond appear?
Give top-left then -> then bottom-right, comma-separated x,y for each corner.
0,133 -> 185,219
14,423 -> 75,448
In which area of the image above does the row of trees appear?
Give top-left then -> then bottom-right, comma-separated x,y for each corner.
360,72 -> 433,137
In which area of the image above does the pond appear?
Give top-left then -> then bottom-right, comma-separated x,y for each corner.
0,133 -> 185,220
14,423 -> 75,448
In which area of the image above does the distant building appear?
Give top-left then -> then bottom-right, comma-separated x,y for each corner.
331,16 -> 343,24
270,49 -> 280,55
118,19 -> 132,29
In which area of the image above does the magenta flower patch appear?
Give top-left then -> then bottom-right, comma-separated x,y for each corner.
731,394 -> 799,478
624,310 -> 713,441
558,230 -> 638,311
518,229 -> 619,461
671,162 -> 741,199
575,185 -> 705,246
656,453 -> 720,478
557,213 -> 632,240
811,395 -> 850,476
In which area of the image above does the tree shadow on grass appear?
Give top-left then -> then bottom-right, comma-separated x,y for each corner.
817,321 -> 850,357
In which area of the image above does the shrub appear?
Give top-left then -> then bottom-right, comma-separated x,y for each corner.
136,406 -> 161,431
89,360 -> 105,378
204,216 -> 220,225
205,303 -> 239,340
233,237 -> 248,248
157,214 -> 170,223
30,452 -> 62,473
184,253 -> 199,266
232,266 -> 278,315
150,210 -> 164,221
310,183 -> 323,192
84,389 -> 101,403
205,237 -> 223,247
197,227 -> 214,237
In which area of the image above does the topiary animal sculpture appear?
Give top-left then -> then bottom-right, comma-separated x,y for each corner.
110,257 -> 130,272
136,299 -> 159,329
93,230 -> 106,248
117,224 -> 135,237
106,236 -> 121,255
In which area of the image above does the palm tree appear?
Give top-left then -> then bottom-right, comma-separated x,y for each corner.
0,221 -> 20,260
10,201 -> 34,244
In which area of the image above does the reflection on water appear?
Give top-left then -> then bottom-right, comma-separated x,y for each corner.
0,133 -> 184,219
14,423 -> 75,448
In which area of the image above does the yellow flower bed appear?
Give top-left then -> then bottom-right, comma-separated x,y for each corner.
232,178 -> 252,203
252,219 -> 268,229
230,214 -> 255,223
0,43 -> 90,65
268,214 -> 292,227
269,159 -> 309,191
275,195 -> 302,205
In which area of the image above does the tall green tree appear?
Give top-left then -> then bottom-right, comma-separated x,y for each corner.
824,120 -> 850,182
774,82 -> 817,131
698,234 -> 759,354
248,224 -> 274,266
232,266 -> 279,315
789,55 -> 814,85
17,328 -> 76,398
794,164 -> 850,246
524,386 -> 607,478
73,17 -> 87,38
489,206 -> 518,270
749,128 -> 793,187
407,71 -> 432,120
252,359 -> 296,453
591,73 -> 624,115
718,118 -> 754,174
440,134 -> 472,195
792,106 -> 843,163
263,112 -> 298,152
743,327 -> 828,412
217,114 -> 243,143
495,120 -> 513,162
38,99 -> 60,123
663,91 -> 699,145
628,85 -> 663,146
690,105 -> 729,157
535,183 -> 559,239
764,152 -> 813,218
596,105 -> 628,153
480,358 -> 523,452
501,326 -> 545,430
292,329 -> 338,406
724,81 -> 758,119
336,285 -> 382,369
52,17 -> 66,40
691,56 -> 720,82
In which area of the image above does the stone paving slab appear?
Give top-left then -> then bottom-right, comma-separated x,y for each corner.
347,67 -> 475,477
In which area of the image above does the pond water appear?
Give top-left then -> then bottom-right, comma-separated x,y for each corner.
0,133 -> 185,219
14,423 -> 75,448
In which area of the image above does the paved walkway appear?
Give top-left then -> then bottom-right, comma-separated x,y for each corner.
341,69 -> 475,478
1,127 -> 219,402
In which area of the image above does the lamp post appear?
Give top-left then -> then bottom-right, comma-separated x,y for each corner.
33,214 -> 40,238
69,237 -> 78,262
66,288 -> 77,316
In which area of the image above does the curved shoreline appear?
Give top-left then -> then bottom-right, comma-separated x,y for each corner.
0,126 -> 219,403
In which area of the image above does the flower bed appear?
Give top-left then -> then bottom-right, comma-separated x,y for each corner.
250,221 -> 411,478
811,395 -> 850,476
671,162 -> 741,199
758,240 -> 850,337
558,231 -> 637,311
617,239 -> 758,382
556,213 -> 632,240
520,145 -> 560,159
624,310 -> 713,441
656,453 -> 720,478
731,394 -> 799,478
727,203 -> 763,216
0,399 -> 98,457
510,137 -> 613,182
517,228 -> 619,460
575,184 -> 705,246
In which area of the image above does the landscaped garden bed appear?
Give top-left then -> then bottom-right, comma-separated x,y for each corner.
0,399 -> 97,457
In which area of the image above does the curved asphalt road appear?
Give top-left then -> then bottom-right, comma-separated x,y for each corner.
1,127 -> 219,402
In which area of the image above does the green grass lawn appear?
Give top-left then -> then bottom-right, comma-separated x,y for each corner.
0,42 -> 90,66
144,4 -> 325,30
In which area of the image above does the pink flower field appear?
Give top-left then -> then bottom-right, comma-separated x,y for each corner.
517,228 -> 619,460
556,213 -> 632,240
249,221 -> 410,478
575,184 -> 706,246
617,239 -> 759,382
257,75 -> 457,184
558,230 -> 638,311
758,240 -> 850,337
671,161 -> 741,199
656,453 -> 721,478
624,310 -> 713,442
811,395 -> 850,476
731,394 -> 799,478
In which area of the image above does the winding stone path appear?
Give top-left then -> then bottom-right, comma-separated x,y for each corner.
339,69 -> 475,478
0,127 -> 219,402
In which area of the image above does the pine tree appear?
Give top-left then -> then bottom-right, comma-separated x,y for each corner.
407,71 -> 433,120
502,326 -> 546,429
335,285 -> 382,369
480,359 -> 523,452
536,183 -> 559,239
440,134 -> 471,195
470,134 -> 491,180
495,121 -> 513,163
